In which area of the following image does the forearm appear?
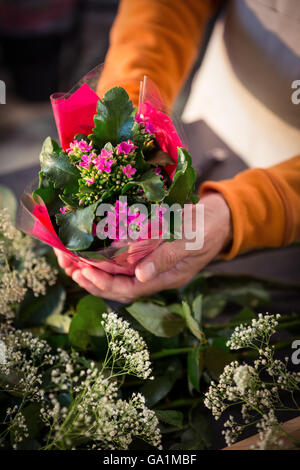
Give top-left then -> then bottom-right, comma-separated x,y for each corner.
97,0 -> 221,107
200,155 -> 300,259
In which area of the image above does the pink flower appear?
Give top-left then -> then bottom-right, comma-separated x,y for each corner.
122,164 -> 137,178
84,176 -> 95,185
154,167 -> 161,175
100,148 -> 113,159
116,140 -> 137,155
135,113 -> 156,135
93,148 -> 115,173
104,200 -> 147,241
66,139 -> 92,154
79,153 -> 92,168
60,207 -> 67,214
78,140 -> 92,152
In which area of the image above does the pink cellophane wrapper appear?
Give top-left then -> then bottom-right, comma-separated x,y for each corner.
17,66 -> 185,276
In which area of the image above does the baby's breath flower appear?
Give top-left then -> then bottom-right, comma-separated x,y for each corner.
102,312 -> 153,380
0,208 -> 57,323
205,314 -> 300,448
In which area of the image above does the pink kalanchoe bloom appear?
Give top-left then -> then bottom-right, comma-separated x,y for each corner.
122,164 -> 137,178
93,148 -> 115,173
60,207 -> 67,214
116,140 -> 137,155
135,113 -> 156,135
79,153 -> 92,168
154,167 -> 161,175
84,176 -> 95,185
78,140 -> 92,152
100,148 -> 113,159
144,121 -> 156,134
66,139 -> 78,153
66,139 -> 92,154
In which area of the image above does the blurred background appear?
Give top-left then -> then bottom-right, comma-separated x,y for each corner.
0,0 -> 119,180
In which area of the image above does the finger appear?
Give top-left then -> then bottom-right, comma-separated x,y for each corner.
135,240 -> 186,283
54,248 -> 74,270
81,267 -> 146,303
72,270 -> 105,297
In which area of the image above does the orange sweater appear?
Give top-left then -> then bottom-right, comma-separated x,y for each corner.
97,0 -> 300,259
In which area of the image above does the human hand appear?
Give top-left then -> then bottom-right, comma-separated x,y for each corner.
58,192 -> 232,303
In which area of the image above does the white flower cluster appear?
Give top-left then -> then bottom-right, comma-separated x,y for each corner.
233,365 -> 255,394
252,410 -> 284,450
205,313 -> 300,448
0,209 -> 57,322
0,329 -> 53,399
227,313 -> 280,350
102,312 -> 153,380
0,325 -> 161,450
42,364 -> 161,450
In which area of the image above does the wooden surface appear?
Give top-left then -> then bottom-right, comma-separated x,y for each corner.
223,416 -> 300,450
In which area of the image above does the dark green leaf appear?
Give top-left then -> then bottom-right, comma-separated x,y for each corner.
192,294 -> 202,323
40,137 -> 80,193
18,285 -> 66,327
33,172 -> 62,215
69,295 -> 107,350
204,346 -> 235,380
140,360 -> 182,406
122,169 -> 166,202
126,302 -> 185,337
187,346 -> 204,392
165,148 -> 197,207
92,87 -> 135,148
202,294 -> 227,320
56,202 -> 98,251
233,307 -> 256,324
181,302 -> 205,343
155,410 -> 183,428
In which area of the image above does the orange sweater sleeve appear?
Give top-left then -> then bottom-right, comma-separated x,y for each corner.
200,156 -> 300,259
97,0 -> 220,108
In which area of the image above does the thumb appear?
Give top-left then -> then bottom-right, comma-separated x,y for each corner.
135,240 -> 186,283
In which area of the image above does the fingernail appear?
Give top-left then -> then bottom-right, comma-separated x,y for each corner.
136,261 -> 156,282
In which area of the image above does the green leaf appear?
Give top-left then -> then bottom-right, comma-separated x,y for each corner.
56,202 -> 98,251
17,285 -> 66,327
69,295 -> 107,350
0,184 -> 17,221
140,360 -> 182,406
33,172 -> 62,215
45,312 -> 71,334
192,294 -> 202,323
40,137 -> 80,193
187,346 -> 204,392
202,294 -> 227,320
165,148 -> 197,207
232,307 -> 256,324
126,302 -> 185,337
92,87 -> 135,148
223,284 -> 270,308
122,169 -> 166,202
155,410 -> 183,428
204,346 -> 235,380
181,302 -> 205,343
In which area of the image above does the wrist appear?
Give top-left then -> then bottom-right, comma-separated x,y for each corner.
199,190 -> 233,254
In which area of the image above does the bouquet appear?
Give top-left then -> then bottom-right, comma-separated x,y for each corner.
18,67 -> 199,275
